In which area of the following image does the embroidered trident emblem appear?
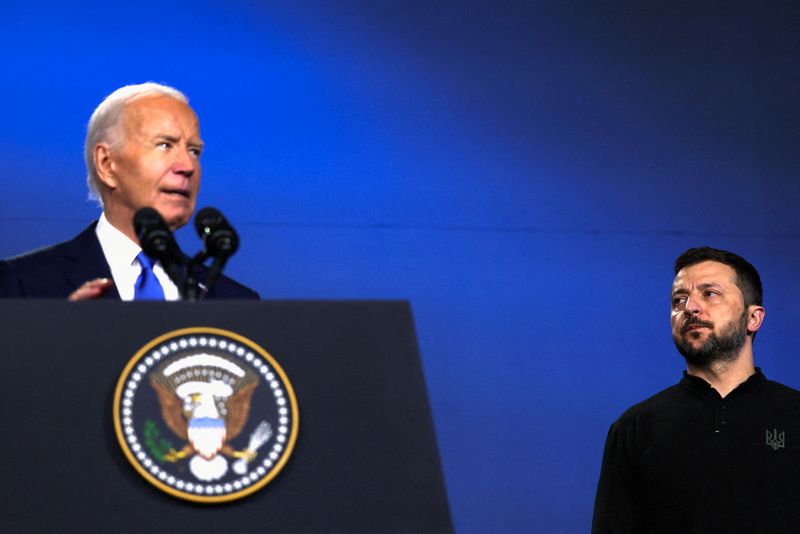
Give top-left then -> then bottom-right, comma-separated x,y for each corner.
766,429 -> 785,450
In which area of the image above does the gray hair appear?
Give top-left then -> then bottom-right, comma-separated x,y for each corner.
84,82 -> 189,204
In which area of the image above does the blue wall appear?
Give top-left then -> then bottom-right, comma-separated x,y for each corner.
2,1 -> 799,531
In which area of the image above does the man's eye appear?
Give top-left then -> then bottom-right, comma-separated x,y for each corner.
157,142 -> 171,149
189,148 -> 202,158
672,297 -> 686,308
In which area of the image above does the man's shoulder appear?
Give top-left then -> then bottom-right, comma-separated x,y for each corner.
0,223 -> 105,298
612,374 -> 800,429
205,271 -> 260,300
4,240 -> 80,268
613,383 -> 686,426
761,377 -> 800,402
2,223 -> 97,267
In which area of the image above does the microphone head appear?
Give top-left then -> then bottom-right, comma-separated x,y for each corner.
194,207 -> 239,259
133,207 -> 161,234
133,207 -> 178,262
194,207 -> 224,236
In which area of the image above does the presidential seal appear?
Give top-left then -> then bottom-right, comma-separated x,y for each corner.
113,327 -> 299,503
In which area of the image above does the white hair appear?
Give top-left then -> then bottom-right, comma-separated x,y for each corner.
84,82 -> 189,204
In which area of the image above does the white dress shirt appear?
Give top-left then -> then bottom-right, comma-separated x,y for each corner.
95,213 -> 180,301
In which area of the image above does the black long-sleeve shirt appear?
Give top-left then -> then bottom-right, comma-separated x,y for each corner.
593,369 -> 800,533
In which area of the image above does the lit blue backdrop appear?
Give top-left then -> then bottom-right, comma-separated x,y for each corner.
2,1 -> 799,531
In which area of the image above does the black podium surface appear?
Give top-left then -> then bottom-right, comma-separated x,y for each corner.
0,300 -> 452,533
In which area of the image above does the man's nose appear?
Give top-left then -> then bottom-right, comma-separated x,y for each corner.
684,295 -> 701,315
172,147 -> 197,176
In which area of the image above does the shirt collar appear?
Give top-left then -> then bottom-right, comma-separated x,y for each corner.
680,367 -> 766,399
95,212 -> 141,270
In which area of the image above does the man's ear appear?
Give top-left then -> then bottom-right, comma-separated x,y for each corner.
747,305 -> 765,334
94,143 -> 118,190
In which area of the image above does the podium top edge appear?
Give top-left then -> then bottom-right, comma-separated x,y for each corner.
0,298 -> 412,305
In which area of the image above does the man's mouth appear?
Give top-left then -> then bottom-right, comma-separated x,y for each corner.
161,188 -> 190,198
682,321 -> 713,334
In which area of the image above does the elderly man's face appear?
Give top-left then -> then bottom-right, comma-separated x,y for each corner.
108,95 -> 203,230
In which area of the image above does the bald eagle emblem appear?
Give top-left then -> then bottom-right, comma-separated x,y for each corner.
114,328 -> 299,503
151,352 -> 271,481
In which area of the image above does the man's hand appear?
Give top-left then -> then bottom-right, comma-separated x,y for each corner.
68,278 -> 114,301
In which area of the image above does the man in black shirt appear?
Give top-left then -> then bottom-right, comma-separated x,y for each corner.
592,247 -> 800,533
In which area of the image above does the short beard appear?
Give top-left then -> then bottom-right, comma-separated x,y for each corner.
673,312 -> 749,368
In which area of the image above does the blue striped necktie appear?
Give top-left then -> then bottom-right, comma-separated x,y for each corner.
134,252 -> 165,300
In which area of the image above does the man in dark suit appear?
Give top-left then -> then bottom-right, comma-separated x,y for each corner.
0,83 -> 258,300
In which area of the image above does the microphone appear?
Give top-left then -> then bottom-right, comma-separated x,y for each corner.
133,207 -> 182,264
194,207 -> 239,260
133,207 -> 191,298
192,207 -> 240,298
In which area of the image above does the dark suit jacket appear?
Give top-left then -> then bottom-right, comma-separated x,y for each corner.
0,222 -> 260,300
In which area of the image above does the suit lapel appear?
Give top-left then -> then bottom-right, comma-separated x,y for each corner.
63,222 -> 121,300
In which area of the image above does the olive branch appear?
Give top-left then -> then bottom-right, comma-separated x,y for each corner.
143,419 -> 175,463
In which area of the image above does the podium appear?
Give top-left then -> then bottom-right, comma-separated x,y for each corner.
0,300 -> 452,533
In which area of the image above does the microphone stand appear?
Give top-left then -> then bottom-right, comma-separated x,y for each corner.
203,256 -> 229,298
185,252 -> 208,301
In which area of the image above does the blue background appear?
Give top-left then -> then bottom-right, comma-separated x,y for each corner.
2,1 -> 799,531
